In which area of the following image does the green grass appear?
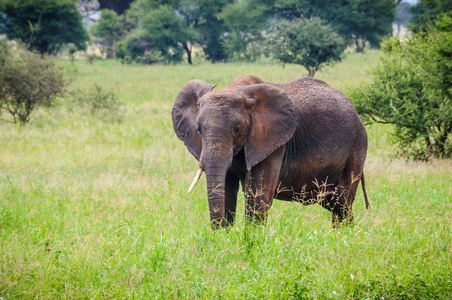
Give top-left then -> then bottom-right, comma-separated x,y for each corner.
1,52 -> 451,299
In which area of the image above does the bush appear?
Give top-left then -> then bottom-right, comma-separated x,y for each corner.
68,83 -> 123,123
0,43 -> 66,125
68,43 -> 78,62
114,41 -> 126,60
123,30 -> 163,64
70,84 -> 119,111
350,13 -> 452,159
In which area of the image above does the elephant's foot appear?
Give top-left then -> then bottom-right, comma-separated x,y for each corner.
332,206 -> 354,227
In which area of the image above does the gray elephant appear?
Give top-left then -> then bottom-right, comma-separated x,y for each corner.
172,75 -> 369,229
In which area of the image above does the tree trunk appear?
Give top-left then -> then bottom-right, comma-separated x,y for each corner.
355,38 -> 365,53
183,43 -> 192,65
425,137 -> 433,157
306,67 -> 316,78
435,128 -> 449,157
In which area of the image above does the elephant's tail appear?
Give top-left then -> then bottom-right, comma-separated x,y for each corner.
361,173 -> 370,209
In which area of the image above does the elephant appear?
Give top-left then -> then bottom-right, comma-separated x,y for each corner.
172,75 -> 369,229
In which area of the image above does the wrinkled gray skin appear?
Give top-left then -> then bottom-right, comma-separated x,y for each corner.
172,75 -> 368,229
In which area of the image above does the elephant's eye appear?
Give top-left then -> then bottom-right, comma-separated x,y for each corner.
196,126 -> 202,135
233,124 -> 241,136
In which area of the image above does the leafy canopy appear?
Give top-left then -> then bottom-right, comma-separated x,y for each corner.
410,0 -> 452,31
124,0 -> 231,64
91,9 -> 124,57
82,0 -> 399,63
218,0 -> 268,61
350,13 -> 452,159
271,17 -> 347,77
268,0 -> 397,52
0,0 -> 89,55
124,2 -> 190,64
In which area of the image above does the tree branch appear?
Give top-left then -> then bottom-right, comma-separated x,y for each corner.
363,114 -> 393,126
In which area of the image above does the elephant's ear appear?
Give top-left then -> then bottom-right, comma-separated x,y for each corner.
239,84 -> 296,170
172,80 -> 216,160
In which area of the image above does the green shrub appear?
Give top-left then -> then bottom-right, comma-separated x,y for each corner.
69,83 -> 122,121
68,43 -> 78,62
114,41 -> 126,62
121,29 -> 173,65
0,43 -> 66,125
350,13 -> 452,159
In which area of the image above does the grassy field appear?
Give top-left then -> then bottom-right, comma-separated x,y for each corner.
1,51 -> 451,299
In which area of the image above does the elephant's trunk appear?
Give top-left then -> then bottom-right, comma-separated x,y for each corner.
201,146 -> 233,229
205,170 -> 226,228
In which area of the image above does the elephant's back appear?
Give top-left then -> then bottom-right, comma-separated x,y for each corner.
273,77 -> 361,133
271,78 -> 355,112
272,77 -> 363,134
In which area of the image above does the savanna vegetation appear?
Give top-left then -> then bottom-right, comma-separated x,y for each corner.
0,42 -> 66,125
1,0 -> 401,72
0,50 -> 451,298
1,0 -> 451,298
0,0 -> 89,55
350,13 -> 452,159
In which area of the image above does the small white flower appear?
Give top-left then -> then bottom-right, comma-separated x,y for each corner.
350,274 -> 354,280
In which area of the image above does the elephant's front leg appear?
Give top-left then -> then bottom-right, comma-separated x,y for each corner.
244,146 -> 285,224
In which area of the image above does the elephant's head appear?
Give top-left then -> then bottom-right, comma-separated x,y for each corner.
172,77 -> 296,228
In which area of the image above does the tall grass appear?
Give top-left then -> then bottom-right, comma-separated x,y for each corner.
1,52 -> 451,299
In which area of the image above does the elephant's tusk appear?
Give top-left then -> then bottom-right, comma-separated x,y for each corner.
188,167 -> 203,194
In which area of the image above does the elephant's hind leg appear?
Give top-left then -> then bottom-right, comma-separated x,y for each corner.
318,187 -> 351,226
329,164 -> 363,225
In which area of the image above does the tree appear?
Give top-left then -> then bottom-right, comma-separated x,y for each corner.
125,2 -> 189,64
91,9 -> 124,58
410,0 -> 452,31
394,2 -> 413,36
98,0 -> 134,15
349,14 -> 452,159
176,0 -> 232,63
342,0 -> 397,51
0,0 -> 89,55
268,0 -> 397,52
271,17 -> 346,77
76,0 -> 134,20
122,30 -> 165,64
0,43 -> 66,125
76,0 -> 100,21
125,0 -> 232,64
219,0 -> 269,60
